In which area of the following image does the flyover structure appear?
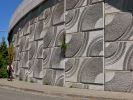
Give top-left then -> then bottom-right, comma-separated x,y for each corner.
8,0 -> 133,92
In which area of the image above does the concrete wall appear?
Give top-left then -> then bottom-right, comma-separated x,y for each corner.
10,0 -> 133,92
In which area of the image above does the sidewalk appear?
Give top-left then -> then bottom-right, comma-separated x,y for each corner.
0,79 -> 133,100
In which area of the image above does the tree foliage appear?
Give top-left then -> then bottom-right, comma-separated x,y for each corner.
0,37 -> 8,78
7,42 -> 14,65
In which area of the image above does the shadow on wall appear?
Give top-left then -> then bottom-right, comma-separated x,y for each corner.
105,0 -> 133,12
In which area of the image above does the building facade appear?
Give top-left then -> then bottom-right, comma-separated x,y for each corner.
8,0 -> 133,92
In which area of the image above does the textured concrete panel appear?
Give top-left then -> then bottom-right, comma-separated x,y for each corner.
54,25 -> 65,47
23,21 -> 30,36
34,21 -> 44,40
65,57 -> 104,84
65,30 -> 103,57
65,32 -> 88,57
19,36 -> 26,52
105,42 -> 133,71
29,41 -> 37,60
43,27 -> 56,48
36,40 -> 44,59
52,0 -> 64,25
24,36 -> 29,51
65,8 -> 79,33
14,47 -> 20,61
22,51 -> 29,68
78,3 -> 104,32
50,47 -> 65,69
43,69 -> 56,85
65,58 -> 79,79
105,12 -> 133,42
33,59 -> 43,79
43,48 -> 52,69
77,57 -> 104,84
19,68 -> 25,80
55,70 -> 65,86
43,8 -> 52,27
29,24 -> 36,42
12,61 -> 19,75
105,71 -> 133,92
66,3 -> 104,33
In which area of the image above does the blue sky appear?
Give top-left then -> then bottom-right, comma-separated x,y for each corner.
0,0 -> 22,44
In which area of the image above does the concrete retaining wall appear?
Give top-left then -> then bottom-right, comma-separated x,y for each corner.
9,0 -> 133,92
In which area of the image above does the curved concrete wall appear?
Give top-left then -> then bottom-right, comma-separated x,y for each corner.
10,0 -> 133,92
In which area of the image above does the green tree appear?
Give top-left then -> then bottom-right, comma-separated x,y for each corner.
7,42 -> 14,65
0,37 -> 8,78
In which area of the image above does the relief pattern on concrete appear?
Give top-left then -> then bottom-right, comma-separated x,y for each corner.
11,0 -> 133,92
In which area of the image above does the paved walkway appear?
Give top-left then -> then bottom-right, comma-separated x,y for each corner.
0,79 -> 133,100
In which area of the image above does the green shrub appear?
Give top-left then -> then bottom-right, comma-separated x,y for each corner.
0,66 -> 8,78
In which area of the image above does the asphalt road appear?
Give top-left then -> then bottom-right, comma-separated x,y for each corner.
0,87 -> 73,100
0,87 -> 119,100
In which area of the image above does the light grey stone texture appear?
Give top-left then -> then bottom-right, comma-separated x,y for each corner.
19,29 -> 23,38
54,25 -> 65,47
78,3 -> 104,32
29,24 -> 36,42
23,21 -> 30,36
65,30 -> 103,58
65,3 -> 104,33
65,32 -> 88,58
29,41 -> 37,60
77,57 -> 104,84
43,69 -> 64,86
65,58 -> 79,79
34,21 -> 44,40
50,47 -> 65,70
55,70 -> 65,86
43,48 -> 52,69
12,61 -> 19,75
105,71 -> 133,92
19,68 -> 25,81
65,8 -> 79,33
65,57 -> 104,84
22,51 -> 29,68
33,59 -> 43,79
52,0 -> 64,25
43,27 -> 56,48
13,32 -> 20,47
105,0 -> 133,14
105,42 -> 133,71
36,40 -> 44,59
19,36 -> 26,52
29,59 -> 35,70
43,69 -> 56,85
24,36 -> 29,51
14,47 -> 20,61
105,12 -> 133,42
42,8 -> 52,28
